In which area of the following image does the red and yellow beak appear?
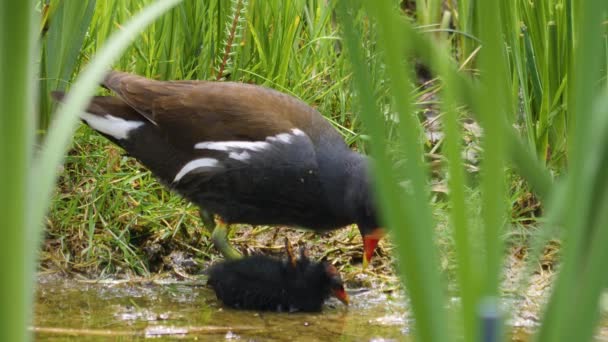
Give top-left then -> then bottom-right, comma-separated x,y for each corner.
333,287 -> 349,305
362,228 -> 385,269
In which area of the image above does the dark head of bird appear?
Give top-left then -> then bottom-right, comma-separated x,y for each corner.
207,238 -> 349,312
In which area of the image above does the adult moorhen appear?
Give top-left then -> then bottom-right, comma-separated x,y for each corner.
52,70 -> 384,267
207,238 -> 349,312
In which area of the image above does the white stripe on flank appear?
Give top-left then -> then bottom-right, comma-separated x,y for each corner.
195,140 -> 269,151
267,133 -> 293,143
228,151 -> 251,161
291,128 -> 305,136
81,112 -> 144,140
194,129 -> 307,152
173,158 -> 220,182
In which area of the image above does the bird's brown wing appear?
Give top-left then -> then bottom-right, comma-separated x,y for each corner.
102,71 -> 334,150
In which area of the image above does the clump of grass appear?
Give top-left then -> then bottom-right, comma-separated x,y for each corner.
44,126 -> 210,276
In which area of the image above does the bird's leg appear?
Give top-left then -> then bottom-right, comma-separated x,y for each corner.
211,216 -> 242,260
199,209 -> 216,232
194,209 -> 216,245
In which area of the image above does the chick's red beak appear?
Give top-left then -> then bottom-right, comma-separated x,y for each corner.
363,228 -> 384,269
333,287 -> 349,305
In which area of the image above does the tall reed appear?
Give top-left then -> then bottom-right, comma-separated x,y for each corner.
0,2 -> 36,341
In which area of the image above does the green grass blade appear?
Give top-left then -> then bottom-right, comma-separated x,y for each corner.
475,0 -> 511,339
457,0 -> 478,64
565,91 -> 608,342
337,1 -> 447,341
437,47 -> 480,342
536,0 -> 608,340
521,25 -> 543,116
0,1 -> 36,341
477,0 -> 510,294
40,0 -> 96,130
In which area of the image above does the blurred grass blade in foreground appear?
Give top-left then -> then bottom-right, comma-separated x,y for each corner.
337,1 -> 447,341
0,1 -> 36,341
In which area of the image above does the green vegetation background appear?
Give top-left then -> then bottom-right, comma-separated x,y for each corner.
2,0 -> 606,341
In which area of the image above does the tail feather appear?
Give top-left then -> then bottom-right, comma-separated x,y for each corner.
101,70 -> 165,124
51,76 -> 190,183
50,90 -> 147,140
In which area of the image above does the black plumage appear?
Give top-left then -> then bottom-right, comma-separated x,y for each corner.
207,240 -> 348,312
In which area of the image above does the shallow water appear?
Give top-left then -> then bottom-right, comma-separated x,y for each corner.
34,276 -> 412,341
33,275 -> 608,341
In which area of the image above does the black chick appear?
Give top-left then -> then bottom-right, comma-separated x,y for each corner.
207,238 -> 348,312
